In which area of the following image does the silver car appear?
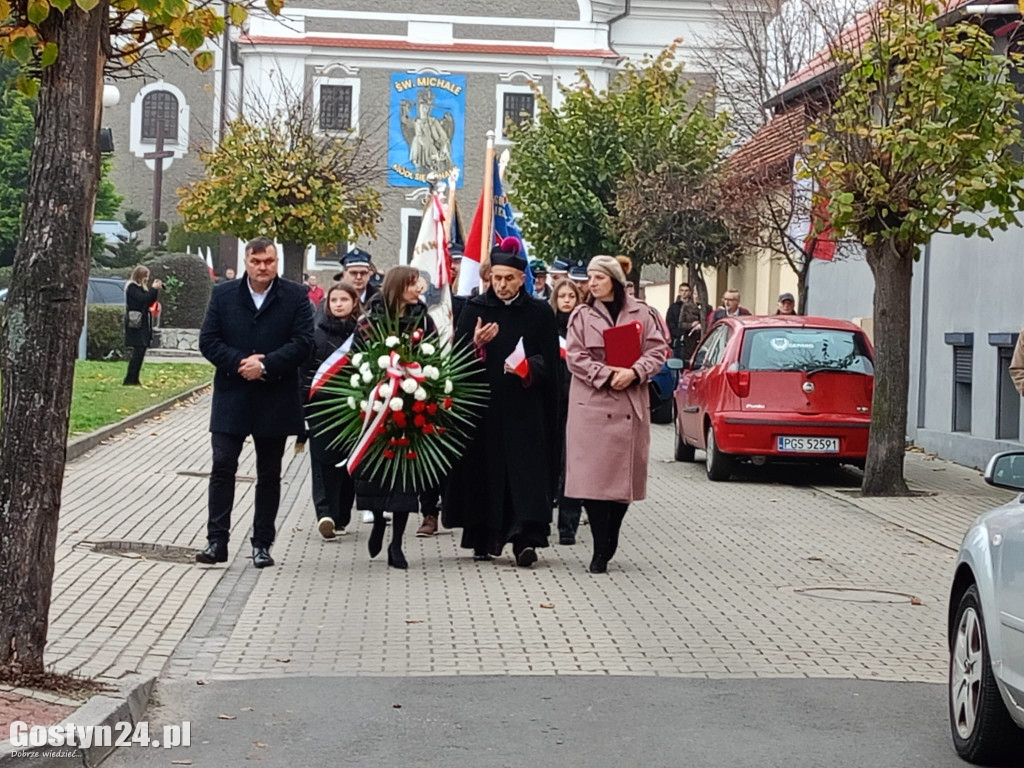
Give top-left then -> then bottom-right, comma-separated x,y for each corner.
948,451 -> 1024,763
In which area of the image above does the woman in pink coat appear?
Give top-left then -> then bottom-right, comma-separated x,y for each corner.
564,256 -> 670,573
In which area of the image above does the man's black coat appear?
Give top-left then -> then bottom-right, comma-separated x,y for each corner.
199,277 -> 314,437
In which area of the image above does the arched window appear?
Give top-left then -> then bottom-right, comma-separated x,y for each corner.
141,90 -> 178,142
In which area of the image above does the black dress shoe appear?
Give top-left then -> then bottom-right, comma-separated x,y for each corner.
368,518 -> 386,559
516,547 -> 538,568
387,544 -> 408,570
195,542 -> 227,564
252,547 -> 274,568
473,551 -> 492,562
589,554 -> 608,574
559,537 -> 575,546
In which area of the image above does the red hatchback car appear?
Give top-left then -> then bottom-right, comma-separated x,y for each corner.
673,316 -> 875,481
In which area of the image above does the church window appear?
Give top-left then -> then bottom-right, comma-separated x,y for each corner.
141,90 -> 179,142
319,84 -> 353,132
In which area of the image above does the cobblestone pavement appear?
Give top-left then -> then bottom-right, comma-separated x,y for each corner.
45,393 -> 298,681
167,425 -> 1012,684
42,394 -> 1017,688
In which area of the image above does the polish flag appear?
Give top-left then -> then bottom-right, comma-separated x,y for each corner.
505,337 -> 529,378
309,334 -> 354,400
559,336 -> 567,360
458,187 -> 486,297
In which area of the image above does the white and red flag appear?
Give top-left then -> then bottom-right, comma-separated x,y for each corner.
308,333 -> 354,400
410,194 -> 454,346
505,337 -> 529,378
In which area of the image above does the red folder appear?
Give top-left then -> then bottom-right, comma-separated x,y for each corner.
603,322 -> 643,368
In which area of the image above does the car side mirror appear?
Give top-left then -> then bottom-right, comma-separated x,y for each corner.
984,451 -> 1024,492
666,358 -> 684,370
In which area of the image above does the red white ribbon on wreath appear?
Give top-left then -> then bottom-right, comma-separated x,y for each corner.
342,350 -> 428,473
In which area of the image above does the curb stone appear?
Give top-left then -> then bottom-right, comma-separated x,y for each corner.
67,382 -> 211,462
0,674 -> 155,768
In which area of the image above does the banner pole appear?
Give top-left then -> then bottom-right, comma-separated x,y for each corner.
480,130 -> 496,267
444,168 -> 458,242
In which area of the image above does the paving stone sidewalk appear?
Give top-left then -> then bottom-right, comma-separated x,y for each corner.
814,450 -> 1016,550
43,392 -> 298,682
167,427 -> 1004,685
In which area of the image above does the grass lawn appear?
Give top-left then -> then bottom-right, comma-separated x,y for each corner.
66,361 -> 213,435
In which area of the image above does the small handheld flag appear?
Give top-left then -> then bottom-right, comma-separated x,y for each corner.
505,337 -> 529,378
309,334 -> 354,400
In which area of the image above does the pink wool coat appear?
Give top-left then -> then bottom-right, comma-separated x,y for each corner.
564,296 -> 670,503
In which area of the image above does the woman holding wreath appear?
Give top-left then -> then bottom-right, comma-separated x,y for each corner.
352,266 -> 435,569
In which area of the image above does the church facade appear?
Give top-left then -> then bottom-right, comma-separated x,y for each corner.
103,0 -> 733,274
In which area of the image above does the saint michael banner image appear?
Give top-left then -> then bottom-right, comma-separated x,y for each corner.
388,73 -> 467,187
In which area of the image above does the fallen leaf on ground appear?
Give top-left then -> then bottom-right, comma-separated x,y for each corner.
393,703 -> 402,709
196,680 -> 208,686
910,596 -> 923,606
241,706 -> 255,711
217,714 -> 236,720
540,603 -> 555,609
807,556 -> 823,561
405,619 -> 423,624
171,762 -> 192,766
275,658 -> 291,663
253,741 -> 267,748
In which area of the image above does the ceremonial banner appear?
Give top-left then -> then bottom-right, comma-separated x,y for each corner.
388,73 -> 466,187
410,195 -> 454,347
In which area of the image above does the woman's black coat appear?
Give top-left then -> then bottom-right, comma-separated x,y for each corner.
199,277 -> 314,437
124,283 -> 159,348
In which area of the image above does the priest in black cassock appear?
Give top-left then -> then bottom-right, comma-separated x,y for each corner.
443,237 -> 561,567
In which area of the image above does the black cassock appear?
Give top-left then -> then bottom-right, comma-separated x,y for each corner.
443,288 -> 561,555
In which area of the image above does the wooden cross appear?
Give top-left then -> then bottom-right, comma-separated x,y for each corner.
143,122 -> 174,247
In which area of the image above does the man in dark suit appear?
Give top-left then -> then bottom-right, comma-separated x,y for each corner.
710,288 -> 752,325
196,237 -> 314,568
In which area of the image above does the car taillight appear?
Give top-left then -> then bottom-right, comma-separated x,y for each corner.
726,362 -> 750,397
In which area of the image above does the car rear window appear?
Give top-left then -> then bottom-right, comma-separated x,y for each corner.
740,328 -> 874,374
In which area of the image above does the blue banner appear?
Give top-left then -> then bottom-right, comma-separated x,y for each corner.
492,159 -> 534,295
388,73 -> 466,187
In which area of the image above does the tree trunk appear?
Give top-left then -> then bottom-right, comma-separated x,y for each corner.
861,239 -> 914,497
281,240 -> 305,284
797,258 -> 810,316
0,7 -> 106,676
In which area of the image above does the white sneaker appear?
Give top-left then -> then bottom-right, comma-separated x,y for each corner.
337,526 -> 348,536
361,510 -> 374,524
317,517 -> 336,540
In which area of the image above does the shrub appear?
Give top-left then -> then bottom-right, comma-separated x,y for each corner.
166,223 -> 221,258
0,266 -> 11,291
86,304 -> 126,361
147,252 -> 212,328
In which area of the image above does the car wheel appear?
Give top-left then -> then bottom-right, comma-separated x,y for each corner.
705,424 -> 734,481
675,423 -> 695,462
651,396 -> 674,425
949,584 -> 1024,764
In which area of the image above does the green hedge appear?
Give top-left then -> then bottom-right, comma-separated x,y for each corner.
147,252 -> 212,328
86,304 -> 126,361
0,265 -> 134,291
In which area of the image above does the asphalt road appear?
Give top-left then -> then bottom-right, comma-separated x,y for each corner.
104,676 -> 971,768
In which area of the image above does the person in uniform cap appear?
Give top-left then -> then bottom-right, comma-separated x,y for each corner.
531,259 -> 551,301
549,258 -> 569,279
444,237 -> 561,567
449,242 -> 467,327
337,248 -> 379,304
776,292 -> 797,315
569,264 -> 590,302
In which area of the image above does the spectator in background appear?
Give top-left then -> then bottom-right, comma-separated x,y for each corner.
666,283 -> 703,360
335,249 -> 379,304
531,260 -> 551,301
307,274 -> 325,307
550,278 -> 585,545
710,289 -> 751,325
775,292 -> 797,316
123,265 -> 162,386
